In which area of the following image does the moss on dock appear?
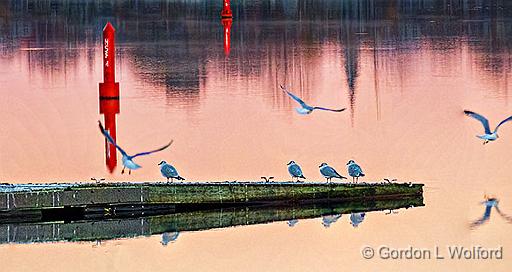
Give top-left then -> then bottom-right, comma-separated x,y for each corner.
146,182 -> 422,204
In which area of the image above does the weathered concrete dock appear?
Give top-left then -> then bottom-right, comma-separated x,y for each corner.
0,181 -> 423,224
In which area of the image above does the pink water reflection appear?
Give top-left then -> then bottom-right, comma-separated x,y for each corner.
1,9 -> 512,271
1,38 -> 511,184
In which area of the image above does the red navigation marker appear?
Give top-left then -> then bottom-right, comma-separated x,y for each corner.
99,22 -> 119,98
221,0 -> 233,19
222,18 -> 232,56
99,22 -> 120,172
103,22 -> 115,83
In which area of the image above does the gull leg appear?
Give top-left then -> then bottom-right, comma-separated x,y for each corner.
121,167 -> 125,175
129,169 -> 131,175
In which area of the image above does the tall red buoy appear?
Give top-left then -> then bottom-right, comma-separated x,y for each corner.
221,18 -> 232,56
221,0 -> 233,19
99,22 -> 120,173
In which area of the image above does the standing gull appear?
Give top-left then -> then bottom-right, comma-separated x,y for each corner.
280,85 -> 346,115
464,110 -> 512,144
319,163 -> 347,183
158,161 -> 185,182
287,161 -> 306,182
98,121 -> 173,175
347,160 -> 365,183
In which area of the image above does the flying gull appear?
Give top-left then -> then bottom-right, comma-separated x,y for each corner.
98,121 -> 173,175
464,110 -> 512,144
280,85 -> 346,115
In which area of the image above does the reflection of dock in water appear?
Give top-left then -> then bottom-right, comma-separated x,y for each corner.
0,195 -> 423,244
0,182 -> 422,224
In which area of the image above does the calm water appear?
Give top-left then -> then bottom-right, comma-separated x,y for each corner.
1,0 -> 512,271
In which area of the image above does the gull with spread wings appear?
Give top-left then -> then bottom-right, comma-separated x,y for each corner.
98,121 -> 173,174
464,110 -> 512,144
280,85 -> 346,115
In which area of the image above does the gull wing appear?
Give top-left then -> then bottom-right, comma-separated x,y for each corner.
330,167 -> 346,179
313,107 -> 346,112
98,121 -> 128,157
494,115 -> 512,133
464,110 -> 491,134
288,164 -> 303,177
131,140 -> 173,159
280,85 -> 307,108
469,205 -> 493,229
495,206 -> 512,223
322,166 -> 344,178
348,164 -> 364,176
161,164 -> 179,177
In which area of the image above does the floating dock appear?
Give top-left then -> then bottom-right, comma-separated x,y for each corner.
0,181 -> 423,224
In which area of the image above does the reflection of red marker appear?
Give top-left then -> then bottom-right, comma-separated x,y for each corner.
100,99 -> 120,173
99,22 -> 120,172
221,0 -> 233,19
221,18 -> 232,56
99,22 -> 119,98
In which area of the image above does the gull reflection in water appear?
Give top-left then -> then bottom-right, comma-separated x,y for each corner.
350,213 -> 366,228
384,209 -> 399,215
470,196 -> 512,229
287,219 -> 299,227
322,214 -> 342,228
161,232 -> 180,246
